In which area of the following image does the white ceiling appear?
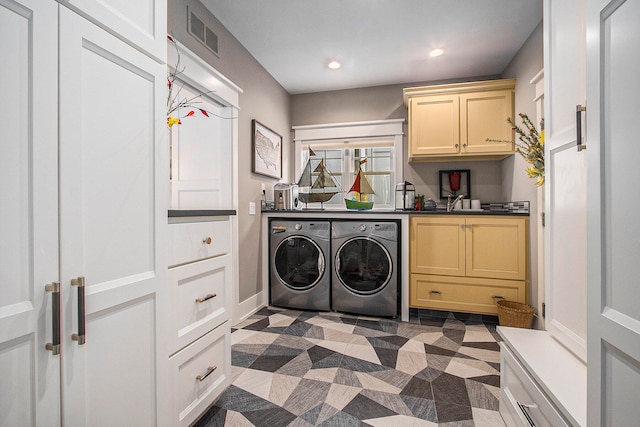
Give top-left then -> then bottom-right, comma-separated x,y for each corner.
201,0 -> 542,95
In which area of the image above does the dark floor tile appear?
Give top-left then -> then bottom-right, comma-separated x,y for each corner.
264,344 -> 306,357
443,328 -> 466,345
283,320 -> 314,337
376,334 -> 410,349
192,406 -> 226,427
231,350 -> 261,368
419,317 -> 446,327
249,354 -> 298,372
242,406 -> 297,427
461,341 -> 500,351
400,376 -> 433,400
424,343 -> 458,357
468,374 -> 501,388
213,385 -> 277,412
342,393 -> 398,420
434,401 -> 474,423
339,354 -> 390,373
317,410 -> 362,427
373,347 -> 398,369
400,395 -> 438,421
355,319 -> 386,332
432,373 -> 471,407
243,317 -> 271,331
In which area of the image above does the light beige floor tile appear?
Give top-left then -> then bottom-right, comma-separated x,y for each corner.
233,368 -> 273,401
303,367 -> 338,383
410,332 -> 444,345
233,330 -> 280,346
355,372 -> 402,394
456,346 -> 501,363
224,410 -> 257,426
450,357 -> 499,376
472,407 -> 507,427
267,313 -> 298,327
324,383 -> 362,410
343,342 -> 381,365
463,326 -> 496,343
268,373 -> 302,406
395,349 -> 428,376
399,338 -> 428,354
363,414 -> 438,427
445,358 -> 496,379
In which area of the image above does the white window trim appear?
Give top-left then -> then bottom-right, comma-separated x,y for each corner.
292,119 -> 405,210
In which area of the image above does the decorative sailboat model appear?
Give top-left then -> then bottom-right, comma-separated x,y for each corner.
345,159 -> 375,210
297,158 -> 340,209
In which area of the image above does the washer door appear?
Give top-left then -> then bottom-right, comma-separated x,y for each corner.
335,237 -> 392,294
274,236 -> 325,290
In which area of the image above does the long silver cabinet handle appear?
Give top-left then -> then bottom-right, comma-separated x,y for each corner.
45,282 -> 61,355
196,365 -> 217,382
196,293 -> 217,303
576,104 -> 587,152
71,276 -> 86,345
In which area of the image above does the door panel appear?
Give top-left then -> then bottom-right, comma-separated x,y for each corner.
410,216 -> 465,277
0,0 -> 60,425
58,7 -> 166,426
544,0 -> 588,361
410,95 -> 460,155
587,0 -> 640,424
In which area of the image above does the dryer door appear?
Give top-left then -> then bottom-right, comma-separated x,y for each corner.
274,236 -> 325,290
335,237 -> 392,294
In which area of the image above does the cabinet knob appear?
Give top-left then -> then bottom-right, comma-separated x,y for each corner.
203,237 -> 212,245
455,143 -> 459,148
467,224 -> 472,229
460,224 -> 465,229
463,143 -> 467,148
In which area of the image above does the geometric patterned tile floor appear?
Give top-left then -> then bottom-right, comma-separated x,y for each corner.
194,307 -> 506,427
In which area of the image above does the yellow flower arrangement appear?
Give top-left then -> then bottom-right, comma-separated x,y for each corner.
511,113 -> 544,186
489,113 -> 545,186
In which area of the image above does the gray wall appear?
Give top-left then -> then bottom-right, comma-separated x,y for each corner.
169,0 -> 292,302
502,21 -> 544,316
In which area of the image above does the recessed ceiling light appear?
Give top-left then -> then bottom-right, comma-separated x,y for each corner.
430,48 -> 444,57
328,60 -> 341,69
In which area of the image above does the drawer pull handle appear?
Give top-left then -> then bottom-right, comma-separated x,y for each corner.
196,365 -> 217,382
71,276 -> 86,345
430,290 -> 441,295
517,401 -> 538,427
196,293 -> 217,303
45,282 -> 61,355
492,295 -> 505,299
203,237 -> 212,245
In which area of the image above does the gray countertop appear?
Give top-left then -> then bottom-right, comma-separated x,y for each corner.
262,209 -> 529,216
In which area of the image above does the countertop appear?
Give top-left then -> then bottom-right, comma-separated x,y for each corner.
262,209 -> 529,216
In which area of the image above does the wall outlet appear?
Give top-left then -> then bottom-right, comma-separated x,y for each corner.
249,202 -> 256,215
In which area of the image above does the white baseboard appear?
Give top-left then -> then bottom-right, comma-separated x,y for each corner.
233,291 -> 266,326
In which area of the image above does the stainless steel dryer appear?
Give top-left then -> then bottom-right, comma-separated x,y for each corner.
331,221 -> 399,317
270,220 -> 331,311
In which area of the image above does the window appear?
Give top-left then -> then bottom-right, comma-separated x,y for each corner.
293,120 -> 404,209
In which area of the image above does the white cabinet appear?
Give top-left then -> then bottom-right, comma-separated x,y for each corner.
0,1 -> 167,426
167,219 -> 232,426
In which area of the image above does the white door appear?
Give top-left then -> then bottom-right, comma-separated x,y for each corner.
58,7 -> 167,426
0,0 -> 60,425
586,0 -> 640,424
543,0 -> 588,360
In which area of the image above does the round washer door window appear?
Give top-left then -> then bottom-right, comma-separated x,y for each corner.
335,237 -> 392,294
274,236 -> 325,290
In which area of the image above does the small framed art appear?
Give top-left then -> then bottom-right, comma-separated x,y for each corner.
252,119 -> 282,179
439,169 -> 471,199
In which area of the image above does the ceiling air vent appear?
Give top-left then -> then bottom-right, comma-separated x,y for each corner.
188,7 -> 219,56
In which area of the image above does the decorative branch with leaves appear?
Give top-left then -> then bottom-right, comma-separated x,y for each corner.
488,113 -> 545,186
167,35 -> 228,127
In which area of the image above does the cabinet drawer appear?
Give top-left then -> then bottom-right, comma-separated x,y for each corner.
500,343 -> 569,427
169,219 -> 231,267
410,274 -> 526,315
169,324 -> 231,427
169,254 -> 231,354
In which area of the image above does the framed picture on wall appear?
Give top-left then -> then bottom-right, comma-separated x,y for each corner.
252,119 -> 282,179
439,169 -> 471,199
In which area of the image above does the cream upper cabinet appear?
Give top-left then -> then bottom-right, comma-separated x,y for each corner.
404,79 -> 515,161
410,215 -> 528,315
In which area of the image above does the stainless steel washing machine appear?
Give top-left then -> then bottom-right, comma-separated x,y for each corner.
331,221 -> 399,317
270,220 -> 331,311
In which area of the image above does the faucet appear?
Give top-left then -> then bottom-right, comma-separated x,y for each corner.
447,194 -> 465,212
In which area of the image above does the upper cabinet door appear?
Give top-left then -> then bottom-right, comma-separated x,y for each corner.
0,0 -> 60,425
58,7 -> 167,426
57,0 -> 167,61
459,90 -> 514,154
409,95 -> 460,156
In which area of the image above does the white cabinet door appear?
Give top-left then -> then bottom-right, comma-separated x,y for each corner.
57,0 -> 166,61
0,0 -> 60,425
544,0 -> 588,360
586,1 -> 640,425
58,7 -> 167,426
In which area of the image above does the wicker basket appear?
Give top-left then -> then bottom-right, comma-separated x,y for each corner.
496,300 -> 534,328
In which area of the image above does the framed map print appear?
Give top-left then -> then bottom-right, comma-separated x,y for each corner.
252,119 -> 282,179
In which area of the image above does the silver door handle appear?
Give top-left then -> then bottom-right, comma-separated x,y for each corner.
576,104 -> 587,152
45,282 -> 61,355
71,276 -> 86,345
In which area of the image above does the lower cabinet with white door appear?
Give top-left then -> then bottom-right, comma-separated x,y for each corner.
167,216 -> 233,426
